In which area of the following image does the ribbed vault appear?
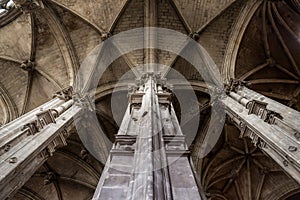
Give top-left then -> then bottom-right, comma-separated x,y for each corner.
0,0 -> 298,199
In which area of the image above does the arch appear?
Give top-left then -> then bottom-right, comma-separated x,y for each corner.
0,81 -> 18,124
222,0 -> 262,83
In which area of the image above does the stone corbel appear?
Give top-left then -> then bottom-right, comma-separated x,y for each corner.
40,128 -> 72,160
164,135 -> 188,153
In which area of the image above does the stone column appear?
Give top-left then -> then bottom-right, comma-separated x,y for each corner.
93,73 -> 202,200
221,79 -> 300,183
0,87 -> 81,199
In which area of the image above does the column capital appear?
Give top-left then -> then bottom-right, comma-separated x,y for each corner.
13,0 -> 44,13
73,93 -> 95,112
225,78 -> 249,94
53,86 -> 73,101
136,72 -> 172,91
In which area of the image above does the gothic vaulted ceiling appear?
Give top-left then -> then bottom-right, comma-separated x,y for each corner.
0,0 -> 299,199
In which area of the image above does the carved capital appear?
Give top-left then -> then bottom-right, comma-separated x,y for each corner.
128,85 -> 138,95
53,86 -> 73,101
209,86 -> 227,103
225,78 -> 248,94
137,72 -> 167,87
13,0 -> 44,13
73,94 -> 95,111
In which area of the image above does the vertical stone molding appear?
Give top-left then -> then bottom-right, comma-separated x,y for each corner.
0,97 -> 79,199
93,74 -> 202,200
222,81 -> 300,184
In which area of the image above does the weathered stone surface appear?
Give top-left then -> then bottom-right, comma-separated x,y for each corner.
222,86 -> 300,184
0,98 -> 78,199
0,60 -> 28,116
174,0 -> 236,31
52,0 -> 127,31
34,12 -> 70,89
0,13 -> 32,61
55,5 -> 102,64
93,74 -> 202,199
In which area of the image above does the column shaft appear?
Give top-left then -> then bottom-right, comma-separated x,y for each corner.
93,74 -> 201,200
222,83 -> 300,183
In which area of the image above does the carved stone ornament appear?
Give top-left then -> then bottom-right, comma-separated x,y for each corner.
21,121 -> 39,135
13,0 -> 44,13
248,99 -> 267,115
225,78 -> 248,94
74,94 -> 95,111
100,32 -> 111,41
189,32 -> 200,41
36,109 -> 56,128
20,60 -> 34,71
53,86 -> 73,101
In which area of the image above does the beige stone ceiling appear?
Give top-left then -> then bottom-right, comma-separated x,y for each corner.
0,0 -> 299,199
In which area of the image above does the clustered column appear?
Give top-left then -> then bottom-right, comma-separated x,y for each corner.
221,79 -> 300,183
